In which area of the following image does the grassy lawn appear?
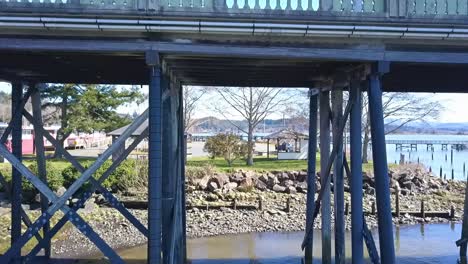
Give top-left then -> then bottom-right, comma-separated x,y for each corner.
187,155 -> 386,173
0,157 -> 97,179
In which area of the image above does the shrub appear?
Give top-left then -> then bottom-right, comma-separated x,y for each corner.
203,133 -> 248,166
61,159 -> 148,193
186,163 -> 215,182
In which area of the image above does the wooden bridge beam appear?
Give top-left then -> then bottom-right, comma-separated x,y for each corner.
368,62 -> 396,264
304,88 -> 318,262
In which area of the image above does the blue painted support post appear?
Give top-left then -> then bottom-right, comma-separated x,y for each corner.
162,75 -> 174,264
320,90 -> 332,263
179,84 -> 187,262
332,88 -> 345,264
368,66 -> 396,264
11,81 -> 22,264
304,89 -> 318,262
147,51 -> 163,264
350,80 -> 364,264
31,84 -> 51,259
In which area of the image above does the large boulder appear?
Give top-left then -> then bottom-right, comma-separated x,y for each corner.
55,186 -> 67,197
272,184 -> 286,193
239,176 -> 254,189
229,173 -> 244,184
198,175 -> 211,190
212,174 -> 230,188
402,181 -> 416,191
258,174 -> 269,184
266,173 -> 279,189
281,180 -> 295,188
255,180 -> 268,191
207,181 -> 219,192
296,171 -> 307,182
296,182 -> 307,193
224,182 -> 238,191
286,186 -> 297,194
288,171 -> 298,181
277,172 -> 290,182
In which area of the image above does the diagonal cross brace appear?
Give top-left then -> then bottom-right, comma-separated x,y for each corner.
0,87 -> 33,144
1,109 -> 148,263
25,128 -> 149,261
0,173 -> 43,242
302,92 -> 355,250
23,110 -> 149,236
0,144 -> 124,264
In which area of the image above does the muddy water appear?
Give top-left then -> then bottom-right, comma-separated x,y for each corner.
84,223 -> 463,263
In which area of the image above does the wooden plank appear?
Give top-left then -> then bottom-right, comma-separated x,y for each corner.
319,91 -> 332,264
332,88 -> 345,264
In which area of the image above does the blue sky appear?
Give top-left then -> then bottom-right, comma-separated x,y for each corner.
0,82 -> 466,123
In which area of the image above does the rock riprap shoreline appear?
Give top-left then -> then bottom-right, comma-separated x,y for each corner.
0,164 -> 464,258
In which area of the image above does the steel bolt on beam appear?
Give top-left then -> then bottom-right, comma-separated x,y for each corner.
350,81 -> 364,264
368,71 -> 396,264
332,88 -> 345,264
304,90 -> 318,262
319,91 -> 332,264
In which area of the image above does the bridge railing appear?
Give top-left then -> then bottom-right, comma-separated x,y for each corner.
1,0 -> 468,21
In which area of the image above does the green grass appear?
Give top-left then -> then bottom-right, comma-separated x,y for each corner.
187,155 -> 387,173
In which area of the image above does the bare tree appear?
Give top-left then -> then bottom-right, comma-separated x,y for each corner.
213,87 -> 287,166
183,86 -> 208,133
361,92 -> 442,163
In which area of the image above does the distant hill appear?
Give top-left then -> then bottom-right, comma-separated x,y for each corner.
191,116 -> 468,135
189,116 -> 307,133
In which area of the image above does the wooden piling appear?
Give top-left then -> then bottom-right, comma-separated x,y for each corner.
421,200 -> 425,218
233,198 -> 237,210
451,205 -> 455,219
429,166 -> 432,173
459,176 -> 468,261
286,197 -> 290,213
451,149 -> 454,165
345,202 -> 349,216
258,196 -> 263,211
396,189 -> 400,218
399,154 -> 405,165
440,166 -> 443,178
371,201 -> 376,215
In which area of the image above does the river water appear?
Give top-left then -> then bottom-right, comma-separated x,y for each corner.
381,134 -> 468,181
108,223 -> 462,263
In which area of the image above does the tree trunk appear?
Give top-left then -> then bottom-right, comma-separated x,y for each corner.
54,95 -> 68,159
246,126 -> 254,166
362,130 -> 369,164
362,109 -> 371,164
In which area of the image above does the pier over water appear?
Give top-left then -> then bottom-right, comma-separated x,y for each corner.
3,0 -> 468,263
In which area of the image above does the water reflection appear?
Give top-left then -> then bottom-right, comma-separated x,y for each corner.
76,223 -> 463,264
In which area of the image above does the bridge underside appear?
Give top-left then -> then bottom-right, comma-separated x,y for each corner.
2,38 -> 468,91
0,32 -> 467,264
